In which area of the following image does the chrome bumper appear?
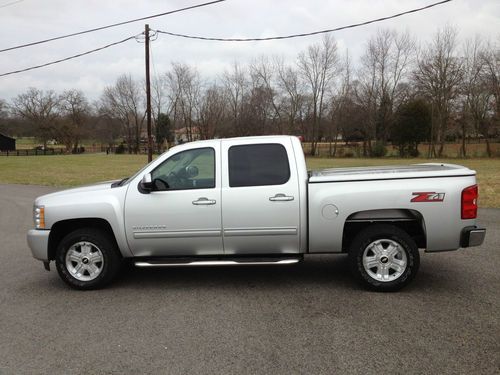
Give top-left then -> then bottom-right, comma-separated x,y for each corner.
460,226 -> 486,248
27,229 -> 50,261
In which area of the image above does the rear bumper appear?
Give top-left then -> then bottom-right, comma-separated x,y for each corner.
27,229 -> 50,261
460,226 -> 486,248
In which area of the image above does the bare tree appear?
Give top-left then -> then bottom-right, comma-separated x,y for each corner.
165,63 -> 201,141
459,36 -> 492,157
328,51 -> 353,156
100,74 -> 145,153
12,88 -> 60,148
357,29 -> 415,149
92,99 -> 122,149
0,99 -> 6,117
250,57 -> 283,133
275,57 -> 306,135
414,26 -> 463,157
150,74 -> 169,148
151,74 -> 167,122
198,84 -> 226,139
58,89 -> 90,152
222,62 -> 248,136
481,38 -> 500,156
0,99 -> 9,135
298,34 -> 339,155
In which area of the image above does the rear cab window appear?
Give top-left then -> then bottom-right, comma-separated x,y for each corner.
228,144 -> 290,187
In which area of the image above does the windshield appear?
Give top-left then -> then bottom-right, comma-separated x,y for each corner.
119,148 -> 173,186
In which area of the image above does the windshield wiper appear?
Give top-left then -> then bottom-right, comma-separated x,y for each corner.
111,177 -> 129,188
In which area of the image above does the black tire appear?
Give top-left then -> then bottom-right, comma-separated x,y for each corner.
55,228 -> 122,290
348,224 -> 420,292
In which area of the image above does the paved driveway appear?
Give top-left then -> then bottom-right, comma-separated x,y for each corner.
0,184 -> 498,375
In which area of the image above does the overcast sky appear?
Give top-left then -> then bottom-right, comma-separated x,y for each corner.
0,0 -> 499,101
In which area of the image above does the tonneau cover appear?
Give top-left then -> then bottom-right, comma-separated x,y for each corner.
308,163 -> 475,183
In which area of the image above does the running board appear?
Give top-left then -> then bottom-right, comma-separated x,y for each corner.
134,257 -> 302,268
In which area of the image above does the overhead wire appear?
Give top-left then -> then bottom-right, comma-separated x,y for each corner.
0,36 -> 136,77
0,0 -> 226,53
149,34 -> 160,85
0,0 -> 24,9
156,0 -> 453,42
0,0 -> 454,78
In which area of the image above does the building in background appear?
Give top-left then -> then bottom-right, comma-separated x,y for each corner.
0,133 -> 15,151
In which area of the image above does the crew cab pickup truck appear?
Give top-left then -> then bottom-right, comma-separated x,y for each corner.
27,136 -> 486,291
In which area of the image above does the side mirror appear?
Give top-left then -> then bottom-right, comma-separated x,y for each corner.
185,165 -> 199,178
140,173 -> 154,192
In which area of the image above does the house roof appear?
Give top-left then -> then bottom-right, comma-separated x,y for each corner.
0,133 -> 15,140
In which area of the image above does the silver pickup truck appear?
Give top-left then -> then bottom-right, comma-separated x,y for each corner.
27,135 -> 486,291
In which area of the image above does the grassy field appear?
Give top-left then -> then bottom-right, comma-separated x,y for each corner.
0,153 -> 498,207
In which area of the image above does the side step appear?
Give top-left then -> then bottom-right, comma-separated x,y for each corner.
134,256 -> 302,268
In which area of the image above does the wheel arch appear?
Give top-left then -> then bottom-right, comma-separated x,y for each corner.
342,209 -> 426,252
48,218 -> 120,261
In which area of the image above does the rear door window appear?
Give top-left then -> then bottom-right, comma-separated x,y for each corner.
228,144 -> 290,187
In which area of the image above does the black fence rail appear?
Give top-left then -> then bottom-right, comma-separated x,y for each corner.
0,149 -> 67,156
0,145 -> 150,156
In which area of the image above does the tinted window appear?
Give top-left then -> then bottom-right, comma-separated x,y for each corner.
152,147 -> 215,190
228,144 -> 290,187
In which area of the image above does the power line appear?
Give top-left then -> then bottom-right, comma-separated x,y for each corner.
0,0 -> 24,9
156,0 -> 453,42
0,0 -> 226,53
0,0 -> 454,78
0,36 -> 136,77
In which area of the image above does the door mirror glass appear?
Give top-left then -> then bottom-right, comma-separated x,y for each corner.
185,165 -> 199,178
140,173 -> 154,192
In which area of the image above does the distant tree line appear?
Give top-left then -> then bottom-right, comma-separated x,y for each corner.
0,25 -> 498,157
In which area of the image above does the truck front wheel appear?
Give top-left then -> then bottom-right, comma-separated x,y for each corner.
55,228 -> 121,290
348,224 -> 420,292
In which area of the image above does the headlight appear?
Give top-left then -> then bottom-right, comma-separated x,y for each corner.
34,205 -> 45,229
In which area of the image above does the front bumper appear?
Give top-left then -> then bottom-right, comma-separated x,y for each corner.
27,229 -> 50,261
460,226 -> 486,248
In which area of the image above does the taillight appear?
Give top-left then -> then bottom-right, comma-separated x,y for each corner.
461,185 -> 478,219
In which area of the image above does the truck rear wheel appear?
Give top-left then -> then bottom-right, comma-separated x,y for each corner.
55,228 -> 121,290
348,224 -> 420,292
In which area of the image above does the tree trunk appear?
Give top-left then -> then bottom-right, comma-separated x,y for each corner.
461,125 -> 467,158
485,137 -> 492,157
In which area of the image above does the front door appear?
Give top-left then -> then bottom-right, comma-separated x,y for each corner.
221,139 -> 301,254
124,146 -> 223,257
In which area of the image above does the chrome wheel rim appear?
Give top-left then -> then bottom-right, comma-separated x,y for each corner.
65,241 -> 104,282
362,239 -> 407,282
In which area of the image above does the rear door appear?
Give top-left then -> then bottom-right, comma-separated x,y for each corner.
221,138 -> 301,254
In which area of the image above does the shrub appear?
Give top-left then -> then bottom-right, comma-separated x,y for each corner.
371,142 -> 387,157
115,143 -> 126,154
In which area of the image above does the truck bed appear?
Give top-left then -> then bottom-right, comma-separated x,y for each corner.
308,163 -> 475,183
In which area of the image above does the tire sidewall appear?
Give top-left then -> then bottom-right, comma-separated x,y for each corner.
350,225 -> 420,292
55,229 -> 119,290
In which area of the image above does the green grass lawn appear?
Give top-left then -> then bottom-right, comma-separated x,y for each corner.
0,154 -> 146,187
0,153 -> 498,207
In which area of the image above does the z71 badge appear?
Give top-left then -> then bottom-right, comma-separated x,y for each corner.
411,192 -> 445,202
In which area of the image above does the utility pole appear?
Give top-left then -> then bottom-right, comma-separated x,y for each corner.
145,24 -> 153,163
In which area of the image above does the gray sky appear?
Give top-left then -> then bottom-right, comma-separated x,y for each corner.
0,0 -> 499,101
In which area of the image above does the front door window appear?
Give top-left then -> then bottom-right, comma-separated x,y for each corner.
151,147 -> 215,191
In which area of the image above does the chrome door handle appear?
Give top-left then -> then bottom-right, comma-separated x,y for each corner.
269,193 -> 294,202
192,197 -> 216,205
